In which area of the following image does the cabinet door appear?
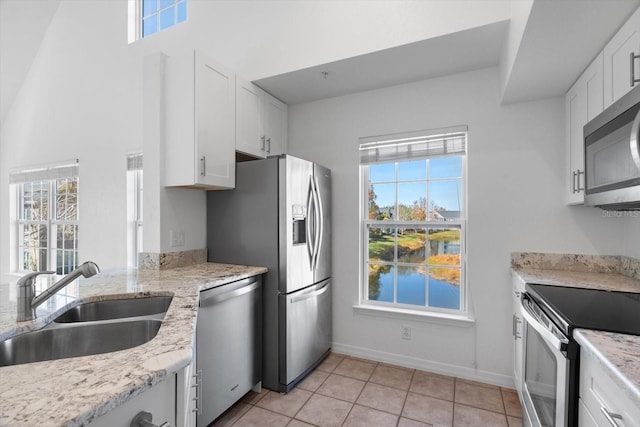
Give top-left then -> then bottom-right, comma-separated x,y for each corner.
565,53 -> 602,205
580,347 -> 640,426
176,352 -> 198,427
604,7 -> 640,107
194,51 -> 236,188
263,93 -> 287,156
236,77 -> 266,158
578,398 -> 599,427
511,273 -> 525,397
88,375 -> 176,427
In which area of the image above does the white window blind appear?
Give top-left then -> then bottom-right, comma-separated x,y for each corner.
359,125 -> 467,165
127,153 -> 143,171
9,160 -> 79,184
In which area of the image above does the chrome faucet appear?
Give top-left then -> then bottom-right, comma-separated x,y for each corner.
16,261 -> 100,322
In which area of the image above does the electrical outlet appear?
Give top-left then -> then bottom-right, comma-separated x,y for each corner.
170,230 -> 185,247
401,325 -> 411,340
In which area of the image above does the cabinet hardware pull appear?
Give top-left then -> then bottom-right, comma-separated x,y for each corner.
266,137 -> 271,153
192,369 -> 203,415
260,135 -> 266,150
572,171 -> 577,194
631,52 -> 640,87
576,169 -> 584,192
601,407 -> 623,427
129,410 -> 169,427
201,156 -> 206,176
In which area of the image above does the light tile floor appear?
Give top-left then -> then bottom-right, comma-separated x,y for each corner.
213,352 -> 523,427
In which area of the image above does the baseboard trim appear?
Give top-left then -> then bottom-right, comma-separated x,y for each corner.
331,341 -> 515,389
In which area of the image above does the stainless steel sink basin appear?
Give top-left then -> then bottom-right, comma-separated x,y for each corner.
53,296 -> 173,323
0,320 -> 162,367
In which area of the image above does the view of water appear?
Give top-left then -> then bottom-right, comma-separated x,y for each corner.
372,267 -> 460,310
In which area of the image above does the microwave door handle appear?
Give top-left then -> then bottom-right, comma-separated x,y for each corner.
630,108 -> 640,170
520,294 -> 568,352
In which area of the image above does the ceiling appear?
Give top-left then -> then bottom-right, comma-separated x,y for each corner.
256,0 -> 640,106
255,21 -> 509,105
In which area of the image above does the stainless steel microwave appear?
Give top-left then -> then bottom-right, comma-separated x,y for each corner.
584,84 -> 640,209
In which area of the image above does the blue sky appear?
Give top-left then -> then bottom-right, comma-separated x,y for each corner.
369,158 -> 462,211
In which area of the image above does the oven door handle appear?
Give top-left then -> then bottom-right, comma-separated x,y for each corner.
520,294 -> 569,353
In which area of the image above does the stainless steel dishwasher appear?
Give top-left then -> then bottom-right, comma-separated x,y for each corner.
196,275 -> 262,426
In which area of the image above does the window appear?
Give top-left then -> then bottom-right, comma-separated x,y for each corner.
360,127 -> 467,315
11,161 -> 79,275
126,154 -> 143,268
141,0 -> 187,38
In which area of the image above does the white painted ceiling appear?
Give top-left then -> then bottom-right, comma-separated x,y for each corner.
502,0 -> 640,104
257,0 -> 640,106
255,21 -> 509,105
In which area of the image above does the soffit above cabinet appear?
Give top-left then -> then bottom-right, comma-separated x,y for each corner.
256,1 -> 640,106
254,21 -> 508,105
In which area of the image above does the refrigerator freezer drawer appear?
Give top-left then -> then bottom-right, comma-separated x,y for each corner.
279,279 -> 332,386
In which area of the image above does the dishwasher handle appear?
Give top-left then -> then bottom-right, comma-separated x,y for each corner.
199,277 -> 261,307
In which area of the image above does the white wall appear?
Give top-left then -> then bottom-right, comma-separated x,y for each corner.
0,0 -> 510,276
287,67 -> 625,385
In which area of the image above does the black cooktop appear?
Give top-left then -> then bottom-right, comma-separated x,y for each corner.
526,283 -> 640,337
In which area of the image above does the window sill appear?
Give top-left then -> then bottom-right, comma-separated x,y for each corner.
352,303 -> 475,327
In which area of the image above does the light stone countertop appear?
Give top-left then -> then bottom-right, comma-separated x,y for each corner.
574,329 -> 640,409
0,262 -> 267,427
511,268 -> 640,293
511,252 -> 640,416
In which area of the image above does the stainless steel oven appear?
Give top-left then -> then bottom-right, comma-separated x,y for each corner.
519,292 -> 578,427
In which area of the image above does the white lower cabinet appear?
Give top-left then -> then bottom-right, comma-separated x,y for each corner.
88,374 -> 176,427
579,398 -> 600,427
511,272 -> 525,397
176,348 -> 199,427
580,348 -> 640,426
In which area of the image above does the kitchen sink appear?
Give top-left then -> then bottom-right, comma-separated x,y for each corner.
0,319 -> 162,367
53,295 -> 173,323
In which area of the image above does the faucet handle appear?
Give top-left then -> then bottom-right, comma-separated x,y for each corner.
16,271 -> 55,288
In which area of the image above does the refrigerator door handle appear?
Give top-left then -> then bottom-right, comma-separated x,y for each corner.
312,175 -> 323,271
290,280 -> 330,303
306,178 -> 315,268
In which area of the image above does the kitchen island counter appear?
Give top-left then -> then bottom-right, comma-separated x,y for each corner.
0,262 -> 267,427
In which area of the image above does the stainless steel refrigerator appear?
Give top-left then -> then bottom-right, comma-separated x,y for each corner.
206,154 -> 331,393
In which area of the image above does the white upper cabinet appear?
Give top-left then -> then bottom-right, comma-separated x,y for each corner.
565,53 -> 604,205
604,6 -> 640,107
263,92 -> 288,156
236,76 -> 287,159
165,50 -> 236,189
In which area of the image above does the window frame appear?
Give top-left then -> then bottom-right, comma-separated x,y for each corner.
16,177 -> 79,275
126,154 -> 143,268
359,141 -> 469,319
129,0 -> 187,42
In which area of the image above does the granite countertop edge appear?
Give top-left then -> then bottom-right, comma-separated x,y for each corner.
0,262 -> 267,427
